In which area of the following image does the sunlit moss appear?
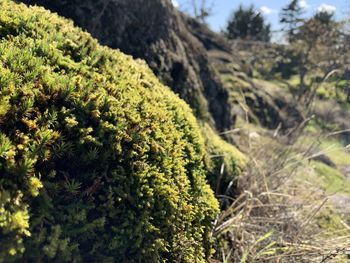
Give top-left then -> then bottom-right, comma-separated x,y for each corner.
319,139 -> 350,167
312,161 -> 350,194
201,123 -> 247,192
0,1 -> 218,262
28,177 -> 43,197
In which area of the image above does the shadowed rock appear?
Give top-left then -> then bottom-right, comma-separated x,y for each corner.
22,0 -> 235,132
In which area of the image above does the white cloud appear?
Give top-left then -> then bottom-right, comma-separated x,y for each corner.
260,6 -> 277,15
299,0 -> 310,9
171,0 -> 179,8
317,3 -> 336,14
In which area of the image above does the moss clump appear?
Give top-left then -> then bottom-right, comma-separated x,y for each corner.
201,123 -> 246,194
312,161 -> 350,194
319,139 -> 350,167
0,1 -> 218,262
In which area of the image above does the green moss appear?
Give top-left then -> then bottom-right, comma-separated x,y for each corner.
316,207 -> 349,237
303,119 -> 319,133
312,162 -> 350,194
201,123 -> 246,193
314,206 -> 350,263
221,74 -> 251,95
286,74 -> 300,88
319,139 -> 350,167
0,1 -> 219,262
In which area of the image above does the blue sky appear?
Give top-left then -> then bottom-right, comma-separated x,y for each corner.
172,0 -> 349,33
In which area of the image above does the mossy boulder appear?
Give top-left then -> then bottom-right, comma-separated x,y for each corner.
201,124 -> 247,196
21,0 -> 235,132
0,1 -> 218,262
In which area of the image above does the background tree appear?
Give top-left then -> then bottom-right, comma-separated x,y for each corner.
186,0 -> 216,23
280,0 -> 305,42
290,10 -> 350,113
224,5 -> 271,42
314,10 -> 335,24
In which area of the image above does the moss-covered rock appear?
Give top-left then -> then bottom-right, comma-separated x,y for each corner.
21,0 -> 235,132
0,1 -> 218,261
201,124 -> 246,195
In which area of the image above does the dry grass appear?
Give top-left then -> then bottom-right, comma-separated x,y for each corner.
212,131 -> 350,263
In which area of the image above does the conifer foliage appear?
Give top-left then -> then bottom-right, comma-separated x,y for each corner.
225,5 -> 271,42
0,1 -> 218,262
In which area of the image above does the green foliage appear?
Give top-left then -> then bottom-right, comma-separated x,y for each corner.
312,161 -> 350,194
225,4 -> 271,42
315,206 -> 350,242
202,124 -> 246,194
280,0 -> 305,42
314,10 -> 335,25
319,139 -> 350,167
0,1 -> 219,262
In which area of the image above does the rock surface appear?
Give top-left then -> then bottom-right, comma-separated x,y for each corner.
22,0 -> 235,132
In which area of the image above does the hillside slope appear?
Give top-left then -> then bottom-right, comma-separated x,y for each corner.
23,0 -> 308,140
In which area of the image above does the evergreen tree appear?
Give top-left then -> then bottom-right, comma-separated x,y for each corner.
225,5 -> 271,42
314,10 -> 335,25
280,0 -> 305,42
